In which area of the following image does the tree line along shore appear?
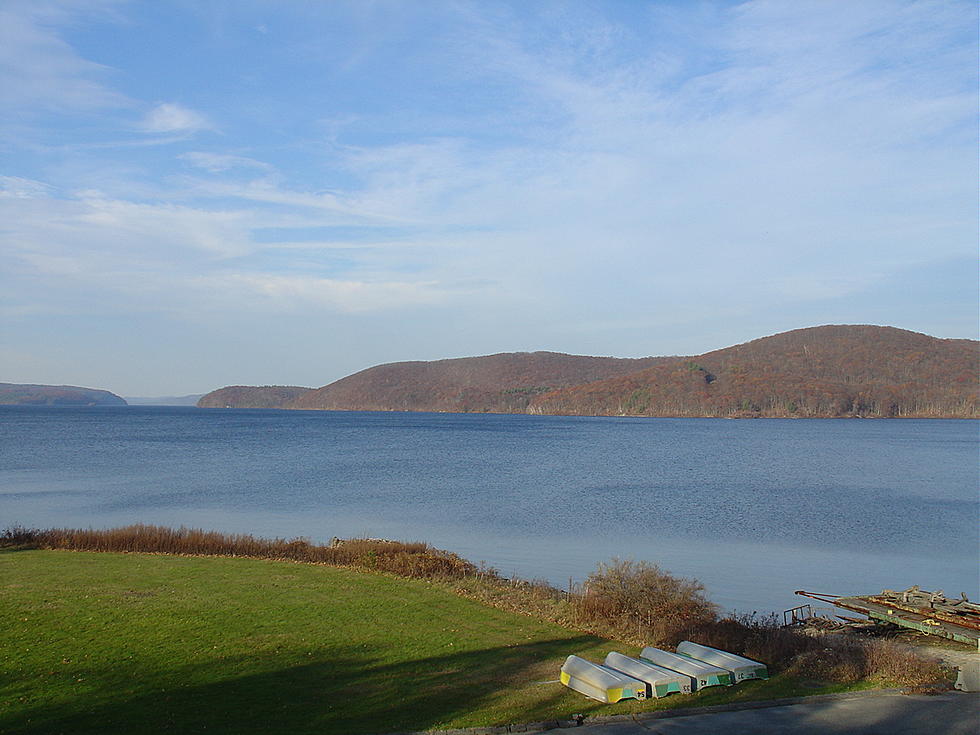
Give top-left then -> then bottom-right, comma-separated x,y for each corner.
196,325 -> 978,418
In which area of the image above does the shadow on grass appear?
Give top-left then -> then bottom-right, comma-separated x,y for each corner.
4,636 -> 598,735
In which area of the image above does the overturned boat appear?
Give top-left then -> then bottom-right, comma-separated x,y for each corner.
603,651 -> 691,697
639,647 -> 733,690
676,641 -> 769,681
559,655 -> 647,703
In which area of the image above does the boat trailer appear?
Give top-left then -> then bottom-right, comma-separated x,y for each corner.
793,587 -> 980,647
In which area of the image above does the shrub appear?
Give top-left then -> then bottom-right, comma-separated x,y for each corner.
783,641 -> 867,683
573,558 -> 717,644
862,638 -> 947,687
0,525 -> 38,549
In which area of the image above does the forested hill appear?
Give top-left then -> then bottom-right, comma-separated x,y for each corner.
528,326 -> 978,418
289,352 -> 675,413
196,385 -> 313,409
196,326 -> 978,417
0,383 -> 127,406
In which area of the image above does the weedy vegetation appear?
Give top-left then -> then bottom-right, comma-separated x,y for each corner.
3,524 -> 476,579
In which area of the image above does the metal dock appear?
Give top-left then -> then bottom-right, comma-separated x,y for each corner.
795,587 -> 980,647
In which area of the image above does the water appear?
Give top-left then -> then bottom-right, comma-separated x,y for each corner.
1,406 -> 977,614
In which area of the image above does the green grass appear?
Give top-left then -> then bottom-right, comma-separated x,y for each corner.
1,550 -> 859,735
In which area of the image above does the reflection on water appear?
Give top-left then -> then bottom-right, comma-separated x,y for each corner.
1,406 -> 977,613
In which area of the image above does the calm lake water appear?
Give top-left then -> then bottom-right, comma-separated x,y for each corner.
2,406 -> 977,614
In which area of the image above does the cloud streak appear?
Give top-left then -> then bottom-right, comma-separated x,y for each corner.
141,103 -> 213,134
200,274 -> 451,314
0,0 -> 128,114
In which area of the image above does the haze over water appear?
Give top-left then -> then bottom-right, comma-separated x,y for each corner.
2,406 -> 977,614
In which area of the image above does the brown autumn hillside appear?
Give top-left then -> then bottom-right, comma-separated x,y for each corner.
0,383 -> 127,406
197,385 -> 313,409
289,352 -> 675,413
528,326 -> 979,418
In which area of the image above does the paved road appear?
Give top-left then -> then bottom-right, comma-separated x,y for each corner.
575,692 -> 979,735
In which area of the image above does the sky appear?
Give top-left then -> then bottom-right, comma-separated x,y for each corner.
1,0 -> 977,396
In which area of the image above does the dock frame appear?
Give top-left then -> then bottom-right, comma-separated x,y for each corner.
795,588 -> 980,648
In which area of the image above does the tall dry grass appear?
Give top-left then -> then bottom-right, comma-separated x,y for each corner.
1,525 -> 476,580
781,635 -> 946,686
682,613 -> 947,687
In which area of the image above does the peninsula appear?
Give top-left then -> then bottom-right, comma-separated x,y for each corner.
0,383 -> 127,407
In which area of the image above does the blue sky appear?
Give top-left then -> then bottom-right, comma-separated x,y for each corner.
1,0 -> 977,395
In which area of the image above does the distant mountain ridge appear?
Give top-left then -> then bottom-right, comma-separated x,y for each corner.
197,354 -> 671,412
529,325 -> 977,418
196,326 -> 979,418
290,352 -> 675,413
0,383 -> 127,406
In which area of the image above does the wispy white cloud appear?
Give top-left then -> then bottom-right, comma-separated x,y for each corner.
199,274 -> 450,314
180,176 -> 398,224
0,175 -> 55,198
179,151 -> 274,173
0,177 -> 453,318
141,102 -> 213,134
0,182 -> 254,280
0,0 -> 128,113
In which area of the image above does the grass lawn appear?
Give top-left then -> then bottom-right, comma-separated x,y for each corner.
1,550 -> 858,734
